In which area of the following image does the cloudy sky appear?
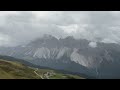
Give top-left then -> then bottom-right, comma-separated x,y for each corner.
0,11 -> 120,47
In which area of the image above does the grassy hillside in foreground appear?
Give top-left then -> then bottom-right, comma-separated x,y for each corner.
0,59 -> 85,79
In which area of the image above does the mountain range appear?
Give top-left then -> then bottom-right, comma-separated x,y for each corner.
0,34 -> 120,78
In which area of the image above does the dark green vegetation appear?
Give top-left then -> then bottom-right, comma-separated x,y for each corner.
0,56 -> 84,79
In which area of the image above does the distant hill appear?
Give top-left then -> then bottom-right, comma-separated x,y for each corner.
0,56 -> 84,79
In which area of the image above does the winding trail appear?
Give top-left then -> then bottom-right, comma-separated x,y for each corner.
34,68 -> 44,79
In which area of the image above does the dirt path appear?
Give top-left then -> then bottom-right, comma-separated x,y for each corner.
34,68 -> 44,79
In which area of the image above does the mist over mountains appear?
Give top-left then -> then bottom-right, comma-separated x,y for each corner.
1,11 -> 120,47
0,34 -> 120,78
1,11 -> 120,79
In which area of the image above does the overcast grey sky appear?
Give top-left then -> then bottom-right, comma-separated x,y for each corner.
0,11 -> 120,46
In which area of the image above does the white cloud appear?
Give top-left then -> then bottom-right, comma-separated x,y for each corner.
101,39 -> 118,44
89,42 -> 97,48
32,11 -> 53,19
0,11 -> 120,46
58,24 -> 78,34
0,11 -> 18,16
0,33 -> 12,46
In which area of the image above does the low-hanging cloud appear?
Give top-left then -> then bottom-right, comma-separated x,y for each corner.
0,11 -> 120,47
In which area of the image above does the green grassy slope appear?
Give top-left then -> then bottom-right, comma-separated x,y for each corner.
0,59 -> 40,79
0,59 -> 85,79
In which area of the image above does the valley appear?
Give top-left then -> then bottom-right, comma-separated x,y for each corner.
0,56 -> 84,79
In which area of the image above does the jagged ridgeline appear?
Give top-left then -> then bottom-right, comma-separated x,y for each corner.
0,35 -> 120,78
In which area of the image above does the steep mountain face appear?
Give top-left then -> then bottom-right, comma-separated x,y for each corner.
0,34 -> 120,78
